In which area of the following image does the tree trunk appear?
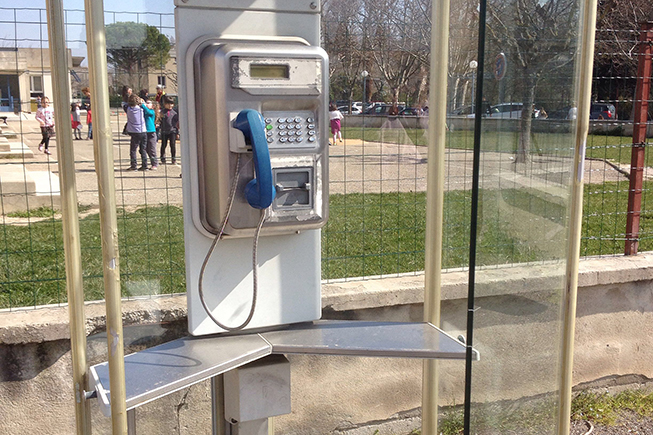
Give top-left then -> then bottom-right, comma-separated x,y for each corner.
392,87 -> 400,105
452,76 -> 460,109
417,67 -> 429,107
515,70 -> 536,164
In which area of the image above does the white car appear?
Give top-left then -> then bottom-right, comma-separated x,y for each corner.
490,103 -> 540,119
337,105 -> 361,115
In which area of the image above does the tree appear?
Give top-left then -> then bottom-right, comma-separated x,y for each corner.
361,0 -> 430,104
322,0 -> 366,103
449,0 -> 481,110
105,22 -> 171,92
594,0 -> 653,119
486,0 -> 577,163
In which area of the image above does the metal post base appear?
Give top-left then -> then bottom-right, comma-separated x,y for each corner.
228,419 -> 268,435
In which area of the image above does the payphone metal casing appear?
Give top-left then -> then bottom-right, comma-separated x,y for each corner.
195,40 -> 328,237
176,1 -> 326,335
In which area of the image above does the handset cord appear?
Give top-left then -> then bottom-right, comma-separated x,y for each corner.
198,154 -> 268,331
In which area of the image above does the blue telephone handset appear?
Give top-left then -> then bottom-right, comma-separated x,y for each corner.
233,109 -> 276,209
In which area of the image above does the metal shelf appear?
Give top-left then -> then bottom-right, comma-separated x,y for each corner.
90,320 -> 478,417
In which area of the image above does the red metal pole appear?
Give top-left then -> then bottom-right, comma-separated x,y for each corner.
625,21 -> 653,255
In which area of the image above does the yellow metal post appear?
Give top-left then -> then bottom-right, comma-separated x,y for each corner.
422,0 -> 450,433
84,1 -> 128,433
558,0 -> 598,432
44,1 -> 91,433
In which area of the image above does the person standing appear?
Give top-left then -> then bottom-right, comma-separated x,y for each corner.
71,102 -> 82,140
567,106 -> 577,120
81,87 -> 92,139
35,96 -> 54,155
121,86 -> 132,135
141,98 -> 159,170
86,104 -> 92,140
328,102 -> 344,145
81,86 -> 91,110
154,85 -> 165,140
121,86 -> 132,107
155,84 -> 165,104
125,94 -> 148,171
159,96 -> 179,164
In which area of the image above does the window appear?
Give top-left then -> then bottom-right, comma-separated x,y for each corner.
157,75 -> 166,87
30,75 -> 43,93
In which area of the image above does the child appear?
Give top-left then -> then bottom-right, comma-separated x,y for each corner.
35,96 -> 54,155
125,94 -> 148,171
328,103 -> 344,145
141,99 -> 159,170
86,104 -> 92,140
71,102 -> 82,140
159,96 -> 179,164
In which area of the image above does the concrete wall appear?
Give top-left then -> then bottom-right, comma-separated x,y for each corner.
1,254 -> 652,434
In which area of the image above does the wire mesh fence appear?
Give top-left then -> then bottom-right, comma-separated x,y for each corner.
0,6 -> 184,309
0,5 -> 651,309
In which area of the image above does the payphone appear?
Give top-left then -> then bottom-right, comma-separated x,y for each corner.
178,9 -> 328,335
195,40 -> 328,237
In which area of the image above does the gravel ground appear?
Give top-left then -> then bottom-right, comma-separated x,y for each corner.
570,412 -> 653,434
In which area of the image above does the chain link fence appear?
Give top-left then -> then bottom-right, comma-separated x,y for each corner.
0,5 -> 651,309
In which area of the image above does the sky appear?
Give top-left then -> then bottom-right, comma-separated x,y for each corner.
0,0 -> 176,63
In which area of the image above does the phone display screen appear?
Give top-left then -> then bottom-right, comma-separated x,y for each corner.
250,64 -> 289,79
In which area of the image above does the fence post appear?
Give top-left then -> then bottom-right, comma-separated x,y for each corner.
625,21 -> 653,255
421,0 -> 450,432
84,1 -> 128,433
44,1 -> 92,433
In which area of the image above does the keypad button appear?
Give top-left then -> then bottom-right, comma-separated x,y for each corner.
280,137 -> 288,143
279,131 -> 287,136
308,124 -> 315,129
308,130 -> 316,136
308,136 -> 316,142
265,118 -> 272,124
297,136 -> 304,142
307,117 -> 314,123
294,117 -> 302,123
279,124 -> 286,130
278,118 -> 286,123
266,131 -> 273,137
267,137 -> 274,143
288,137 -> 296,143
295,124 -> 302,129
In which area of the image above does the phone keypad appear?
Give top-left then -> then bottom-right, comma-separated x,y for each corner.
263,111 -> 318,148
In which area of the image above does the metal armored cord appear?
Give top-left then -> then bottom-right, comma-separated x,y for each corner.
198,154 -> 267,331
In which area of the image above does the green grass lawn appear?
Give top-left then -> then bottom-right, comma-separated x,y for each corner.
0,205 -> 185,308
342,126 -> 429,146
0,177 -> 650,308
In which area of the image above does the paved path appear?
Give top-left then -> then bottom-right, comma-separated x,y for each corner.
3,116 -> 633,209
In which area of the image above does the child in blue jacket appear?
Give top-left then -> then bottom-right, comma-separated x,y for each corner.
141,99 -> 159,170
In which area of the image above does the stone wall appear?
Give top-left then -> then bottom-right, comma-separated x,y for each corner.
1,254 -> 652,434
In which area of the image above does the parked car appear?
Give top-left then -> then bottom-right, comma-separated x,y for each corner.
364,104 -> 405,115
337,105 -> 361,115
450,102 -> 492,118
590,103 -> 616,120
399,107 -> 421,116
489,102 -> 540,119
